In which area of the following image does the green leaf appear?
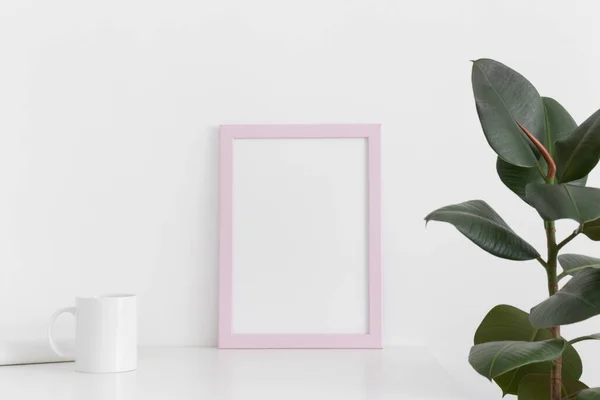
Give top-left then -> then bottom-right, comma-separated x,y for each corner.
583,218 -> 600,241
569,334 -> 600,346
530,269 -> 600,328
517,374 -> 587,400
497,98 -> 585,202
559,254 -> 600,277
497,159 -> 587,203
576,388 -> 600,400
556,108 -> 600,183
472,58 -> 545,167
543,97 -> 578,152
475,305 -> 535,344
526,183 -> 600,223
468,339 -> 566,380
424,200 -> 540,261
474,305 -> 582,395
497,159 -> 545,201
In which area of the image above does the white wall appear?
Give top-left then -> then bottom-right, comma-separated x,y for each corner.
3,0 -> 600,396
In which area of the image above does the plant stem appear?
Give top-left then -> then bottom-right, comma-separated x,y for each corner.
556,228 -> 581,252
545,220 -> 562,400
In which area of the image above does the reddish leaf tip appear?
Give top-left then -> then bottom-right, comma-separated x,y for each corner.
514,120 -> 556,180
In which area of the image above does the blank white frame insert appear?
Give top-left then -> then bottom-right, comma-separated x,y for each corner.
232,138 -> 368,334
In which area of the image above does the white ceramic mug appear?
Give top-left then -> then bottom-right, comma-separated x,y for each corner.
48,294 -> 137,373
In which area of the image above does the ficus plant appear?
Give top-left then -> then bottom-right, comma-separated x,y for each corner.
425,58 -> 600,400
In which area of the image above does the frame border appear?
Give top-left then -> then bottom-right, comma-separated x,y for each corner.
218,124 -> 382,349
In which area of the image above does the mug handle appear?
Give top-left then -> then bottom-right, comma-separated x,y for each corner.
47,306 -> 76,359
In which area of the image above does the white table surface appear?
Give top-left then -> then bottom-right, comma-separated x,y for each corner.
0,347 -> 470,400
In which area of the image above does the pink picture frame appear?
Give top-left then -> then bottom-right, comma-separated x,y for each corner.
218,124 -> 382,349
